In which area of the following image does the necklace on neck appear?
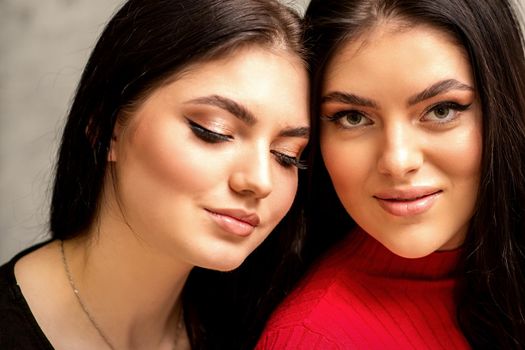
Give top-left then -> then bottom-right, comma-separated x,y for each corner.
61,240 -> 116,350
60,240 -> 186,350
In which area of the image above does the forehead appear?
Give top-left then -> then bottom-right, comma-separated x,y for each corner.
180,46 -> 306,91
323,23 -> 473,92
131,45 -> 309,126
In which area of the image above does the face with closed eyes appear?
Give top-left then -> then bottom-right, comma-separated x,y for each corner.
320,23 -> 482,258
108,46 -> 309,271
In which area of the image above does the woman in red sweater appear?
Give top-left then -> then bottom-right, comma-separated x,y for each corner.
256,0 -> 525,348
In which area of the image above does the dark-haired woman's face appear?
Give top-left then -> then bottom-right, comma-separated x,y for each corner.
320,24 -> 482,258
107,47 -> 309,271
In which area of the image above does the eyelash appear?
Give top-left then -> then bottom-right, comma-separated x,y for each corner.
187,119 -> 232,143
187,118 -> 307,170
422,101 -> 471,124
271,150 -> 308,170
322,101 -> 472,129
322,110 -> 372,129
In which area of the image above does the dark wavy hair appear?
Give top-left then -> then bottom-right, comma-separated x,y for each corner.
48,0 -> 306,348
303,0 -> 525,348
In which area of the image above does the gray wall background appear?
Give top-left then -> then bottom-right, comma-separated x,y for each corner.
0,0 -> 311,264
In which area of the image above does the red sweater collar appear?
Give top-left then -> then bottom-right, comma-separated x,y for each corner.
340,227 -> 463,280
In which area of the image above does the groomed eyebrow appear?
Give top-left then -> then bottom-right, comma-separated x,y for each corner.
186,94 -> 308,138
321,91 -> 378,108
279,126 -> 310,139
322,79 -> 475,109
185,95 -> 256,126
407,79 -> 474,106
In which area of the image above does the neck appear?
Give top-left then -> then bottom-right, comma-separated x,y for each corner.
63,214 -> 192,349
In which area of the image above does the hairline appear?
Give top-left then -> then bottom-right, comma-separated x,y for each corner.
119,40 -> 305,123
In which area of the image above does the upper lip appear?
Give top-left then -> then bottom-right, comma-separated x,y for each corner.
373,187 -> 442,201
206,208 -> 260,227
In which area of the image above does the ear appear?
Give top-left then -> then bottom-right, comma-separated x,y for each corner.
108,122 -> 122,162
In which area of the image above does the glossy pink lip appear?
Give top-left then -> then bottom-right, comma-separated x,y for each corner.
373,187 -> 442,217
205,208 -> 260,237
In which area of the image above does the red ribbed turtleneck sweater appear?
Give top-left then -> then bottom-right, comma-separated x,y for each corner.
256,228 -> 470,349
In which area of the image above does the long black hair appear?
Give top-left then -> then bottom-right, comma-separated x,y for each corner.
48,0 -> 306,348
304,0 -> 525,348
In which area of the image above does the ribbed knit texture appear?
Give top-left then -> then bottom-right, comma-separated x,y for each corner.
256,228 -> 470,349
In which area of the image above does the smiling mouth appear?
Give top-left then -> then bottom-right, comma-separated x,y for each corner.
374,190 -> 442,216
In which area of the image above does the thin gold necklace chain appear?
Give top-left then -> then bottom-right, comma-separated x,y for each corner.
60,241 -> 186,350
60,240 -> 116,350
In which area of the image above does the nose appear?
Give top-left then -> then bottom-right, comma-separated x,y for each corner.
229,143 -> 273,199
376,122 -> 423,178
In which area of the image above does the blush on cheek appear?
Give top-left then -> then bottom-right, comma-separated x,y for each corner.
322,167 -> 360,219
131,120 -> 210,190
439,126 -> 482,181
268,177 -> 298,225
321,141 -> 368,196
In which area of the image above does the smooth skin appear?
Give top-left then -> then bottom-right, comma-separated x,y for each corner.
320,23 -> 482,258
14,46 -> 309,350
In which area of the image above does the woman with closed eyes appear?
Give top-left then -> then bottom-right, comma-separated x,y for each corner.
0,0 -> 310,349
256,0 -> 525,348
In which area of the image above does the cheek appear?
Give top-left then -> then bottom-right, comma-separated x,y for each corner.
320,131 -> 371,204
267,172 -> 298,224
433,121 -> 482,191
121,119 -> 219,199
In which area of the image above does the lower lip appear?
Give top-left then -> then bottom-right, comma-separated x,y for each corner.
206,210 -> 255,237
376,192 -> 441,217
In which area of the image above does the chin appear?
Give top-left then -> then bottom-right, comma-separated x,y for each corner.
368,232 -> 436,259
196,249 -> 250,272
384,238 -> 446,259
208,259 -> 244,272
389,247 -> 435,259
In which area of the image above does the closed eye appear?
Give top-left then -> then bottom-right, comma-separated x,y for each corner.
186,118 -> 232,143
270,150 -> 307,170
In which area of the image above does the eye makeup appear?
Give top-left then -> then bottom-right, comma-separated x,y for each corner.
421,101 -> 472,125
185,116 -> 308,169
270,150 -> 307,169
322,110 -> 374,130
186,118 -> 232,143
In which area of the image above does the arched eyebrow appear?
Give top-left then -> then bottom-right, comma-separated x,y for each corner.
321,91 -> 378,108
279,126 -> 310,138
407,79 -> 474,106
186,94 -> 309,138
322,79 -> 475,109
185,95 -> 256,125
